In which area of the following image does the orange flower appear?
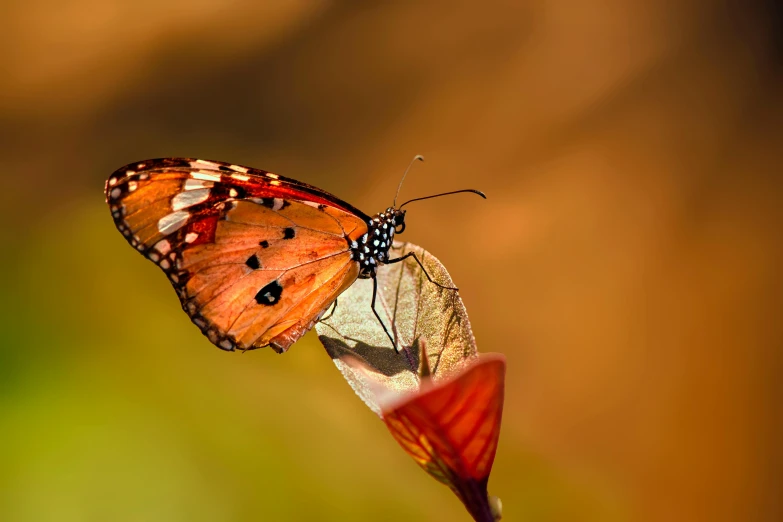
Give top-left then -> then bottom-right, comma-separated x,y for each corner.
381,353 -> 505,522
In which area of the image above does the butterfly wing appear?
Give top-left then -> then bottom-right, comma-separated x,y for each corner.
106,158 -> 368,353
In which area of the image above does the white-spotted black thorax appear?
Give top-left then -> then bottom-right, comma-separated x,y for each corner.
350,207 -> 406,278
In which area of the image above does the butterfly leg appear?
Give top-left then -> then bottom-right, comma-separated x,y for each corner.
385,252 -> 458,291
319,298 -> 339,322
371,275 -> 399,353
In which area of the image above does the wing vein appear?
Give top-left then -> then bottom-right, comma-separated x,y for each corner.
227,218 -> 346,238
191,249 -> 350,314
241,255 -> 356,347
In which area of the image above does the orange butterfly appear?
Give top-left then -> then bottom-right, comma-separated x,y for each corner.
105,157 -> 483,353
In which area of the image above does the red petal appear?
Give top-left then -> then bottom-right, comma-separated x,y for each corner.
382,355 -> 506,521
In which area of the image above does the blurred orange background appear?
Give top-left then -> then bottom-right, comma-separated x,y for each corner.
1,1 -> 781,521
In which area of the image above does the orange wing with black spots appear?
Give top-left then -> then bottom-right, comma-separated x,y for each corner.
105,158 -> 368,353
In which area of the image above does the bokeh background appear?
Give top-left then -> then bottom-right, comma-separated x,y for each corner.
1,1 -> 781,521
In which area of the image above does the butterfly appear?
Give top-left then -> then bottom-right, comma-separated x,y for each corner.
105,156 -> 484,354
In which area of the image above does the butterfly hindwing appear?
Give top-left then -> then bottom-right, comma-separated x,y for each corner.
106,158 -> 368,353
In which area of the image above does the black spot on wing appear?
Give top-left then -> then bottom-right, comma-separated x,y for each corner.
213,184 -> 246,199
283,227 -> 295,239
259,240 -> 269,248
255,280 -> 283,306
245,254 -> 261,270
257,198 -> 291,209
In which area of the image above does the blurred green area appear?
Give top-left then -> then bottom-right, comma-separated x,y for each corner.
1,1 -> 782,521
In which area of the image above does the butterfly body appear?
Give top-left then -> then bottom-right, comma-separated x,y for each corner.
106,158 -> 408,354
351,207 -> 404,278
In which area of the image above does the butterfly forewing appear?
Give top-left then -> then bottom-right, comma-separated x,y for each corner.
106,158 -> 368,353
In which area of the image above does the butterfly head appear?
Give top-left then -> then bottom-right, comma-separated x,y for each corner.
379,207 -> 407,241
389,207 -> 407,234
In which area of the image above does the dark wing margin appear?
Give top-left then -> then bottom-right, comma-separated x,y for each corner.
106,158 -> 372,222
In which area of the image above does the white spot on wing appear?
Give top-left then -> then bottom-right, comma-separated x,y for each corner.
108,178 -> 117,186
154,239 -> 171,254
272,198 -> 284,211
157,211 -> 190,234
185,232 -> 199,243
184,179 -> 213,190
303,201 -> 319,208
231,173 -> 250,181
229,188 -> 238,197
270,180 -> 281,186
193,159 -> 217,168
160,259 -> 170,269
110,187 -> 121,199
229,165 -> 248,173
128,181 -> 138,192
172,188 -> 210,211
266,173 -> 279,179
191,171 -> 222,182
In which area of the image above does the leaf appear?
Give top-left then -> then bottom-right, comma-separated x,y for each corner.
383,355 -> 506,522
315,241 -> 479,415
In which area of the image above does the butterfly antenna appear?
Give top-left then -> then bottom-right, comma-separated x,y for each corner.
399,189 -> 486,209
393,155 -> 425,208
